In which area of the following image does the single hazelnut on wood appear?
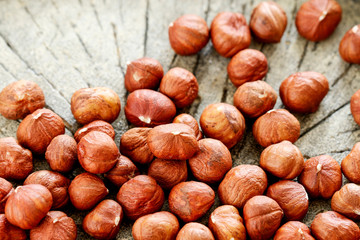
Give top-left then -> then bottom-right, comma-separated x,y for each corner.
0,214 -> 26,240
0,177 -> 13,213
339,25 -> 360,64
173,113 -> 202,140
104,155 -> 140,187
341,142 -> 360,183
274,221 -> 314,240
296,0 -> 342,42
351,89 -> 360,126
17,108 -> 65,154
176,222 -> 215,240
331,183 -> 360,220
74,120 -> 115,143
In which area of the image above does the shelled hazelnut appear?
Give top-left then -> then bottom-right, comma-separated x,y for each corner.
74,120 -> 115,142
104,155 -> 140,187
331,183 -> 360,220
351,89 -> 360,126
339,25 -> 360,64
274,221 -> 314,240
173,113 -> 202,140
176,222 -> 215,240
341,142 -> 360,183
0,177 -> 13,213
0,214 -> 26,240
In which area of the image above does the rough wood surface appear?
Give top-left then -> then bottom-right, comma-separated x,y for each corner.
0,0 -> 359,239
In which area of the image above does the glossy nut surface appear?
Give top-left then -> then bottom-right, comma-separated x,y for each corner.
0,214 -> 26,240
339,25 -> 360,64
0,177 -> 13,213
104,155 -> 140,188
74,120 -> 115,143
331,183 -> 360,220
176,222 -> 215,240
274,221 -> 314,240
341,142 -> 360,183
351,89 -> 360,126
173,113 -> 202,140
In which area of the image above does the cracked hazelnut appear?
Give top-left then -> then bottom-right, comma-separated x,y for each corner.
351,89 -> 360,126
331,183 -> 360,220
299,155 -> 342,199
341,142 -> 360,183
169,14 -> 209,55
173,113 -> 202,140
0,214 -> 26,240
177,223 -> 215,240
104,155 -> 140,187
74,120 -> 115,143
17,108 -> 65,154
274,221 -> 314,240
339,25 -> 360,64
296,0 -> 342,42
0,177 -> 13,213
0,80 -> 45,120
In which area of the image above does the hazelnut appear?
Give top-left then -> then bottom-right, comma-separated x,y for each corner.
280,72 -> 329,113
176,222 -> 215,240
0,80 -> 45,120
77,131 -> 119,174
124,89 -> 176,127
168,181 -> 215,222
311,211 -> 360,240
173,113 -> 202,140
5,184 -> 53,229
243,195 -> 284,240
218,165 -> 268,208
116,175 -> 164,220
159,67 -> 199,108
82,200 -> 123,240
132,211 -> 179,240
17,109 -> 65,154
147,123 -> 199,160
68,173 -> 108,211
169,14 -> 209,55
260,140 -> 304,179
274,221 -> 314,240
351,89 -> 360,126
71,87 -> 121,125
104,155 -> 140,187
227,49 -> 268,87
0,214 -> 26,240
299,155 -> 342,199
233,80 -> 277,118
210,12 -> 251,58
296,0 -> 342,42
0,137 -> 32,180
339,25 -> 360,64
74,120 -> 115,143
253,109 -> 300,147
30,211 -> 77,240
331,183 -> 360,220
189,138 -> 232,183
0,177 -> 13,213
200,103 -> 246,148
125,57 -> 164,92
341,142 -> 360,183
208,205 -> 246,240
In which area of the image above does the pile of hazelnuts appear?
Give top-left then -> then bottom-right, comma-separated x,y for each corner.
0,0 -> 360,239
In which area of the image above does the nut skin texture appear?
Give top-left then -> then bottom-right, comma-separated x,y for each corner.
311,211 -> 360,240
30,211 -> 77,240
351,89 -> 360,126
71,87 -> 121,125
68,173 -> 108,211
168,181 -> 215,222
173,113 -> 202,140
116,175 -> 164,220
176,223 -> 215,240
0,137 -> 32,180
296,0 -> 342,42
159,67 -> 199,108
0,214 -> 26,240
339,25 -> 360,64
250,1 -> 287,43
17,108 -> 65,155
299,155 -> 342,199
0,177 -> 13,213
125,57 -> 164,92
331,183 -> 360,220
243,195 -> 284,240
253,109 -> 300,147
341,142 -> 360,183
83,200 -> 123,240
125,89 -> 176,127
169,14 -> 209,56
104,155 -> 140,188
218,165 -> 267,208
189,138 -> 232,183
227,49 -> 268,87
274,221 -> 314,240
200,103 -> 246,149
210,12 -> 251,58
74,120 -> 115,143
132,211 -> 180,240
5,184 -> 53,230
260,140 -> 304,179
280,72 -> 329,113
233,80 -> 277,118
208,205 -> 246,240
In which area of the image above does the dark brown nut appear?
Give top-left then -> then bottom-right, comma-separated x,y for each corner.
339,25 -> 360,64
208,205 -> 246,240
169,14 -> 209,55
77,131 -> 119,174
299,155 -> 342,199
341,142 -> 360,183
260,140 -> 304,179
200,103 -> 245,148
104,155 -> 140,187
266,180 -> 309,221
125,57 -> 164,92
5,184 -> 53,229
148,158 -> 187,190
132,211 -> 179,240
0,137 -> 32,180
159,67 -> 199,108
296,0 -> 342,42
125,89 -> 176,127
74,120 -> 115,143
147,123 -> 199,160
331,183 -> 360,220
176,223 -> 215,240
253,109 -> 300,147
173,113 -> 202,140
351,89 -> 360,126
169,181 -> 215,222
0,80 -> 45,120
68,173 -> 108,211
274,221 -> 314,240
311,211 -> 360,240
0,214 -> 26,240
83,200 -> 123,240
218,165 -> 267,208
30,211 -> 77,240
210,12 -> 251,58
227,49 -> 268,87
17,109 -> 65,154
0,177 -> 13,213
189,138 -> 232,183
243,195 -> 284,240
116,175 -> 164,220
250,1 -> 287,43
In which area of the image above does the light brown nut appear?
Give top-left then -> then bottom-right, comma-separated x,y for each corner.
74,120 -> 115,143
341,142 -> 360,183
331,183 -> 360,220
104,155 -> 140,188
0,177 -> 13,213
274,221 -> 314,240
0,214 -> 26,240
173,113 -> 202,140
176,222 -> 215,240
351,89 -> 360,126
339,25 -> 360,64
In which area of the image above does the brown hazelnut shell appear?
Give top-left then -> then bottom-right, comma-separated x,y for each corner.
173,113 -> 202,140
74,120 -> 115,143
0,177 -> 13,213
339,25 -> 360,64
351,89 -> 360,126
341,142 -> 360,183
104,155 -> 140,187
274,221 -> 314,240
331,183 -> 360,220
0,214 -> 26,240
176,222 -> 215,240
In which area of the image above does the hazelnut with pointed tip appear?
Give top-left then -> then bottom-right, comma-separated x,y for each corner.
173,113 -> 202,140
351,89 -> 360,126
339,25 -> 360,64
176,223 -> 215,240
74,120 -> 115,143
331,183 -> 360,220
341,142 -> 360,183
274,221 -> 314,240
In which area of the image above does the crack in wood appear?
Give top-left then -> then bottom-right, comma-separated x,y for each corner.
0,62 -> 17,80
297,40 -> 309,70
331,64 -> 353,87
312,42 -> 319,52
75,32 -> 93,59
143,0 -> 149,57
45,104 -> 76,134
50,0 -> 60,13
90,1 -> 103,30
73,67 -> 90,88
286,0 -> 298,36
221,77 -> 229,102
169,54 -> 178,68
19,0 -> 43,31
192,54 -> 201,76
111,23 -> 125,77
